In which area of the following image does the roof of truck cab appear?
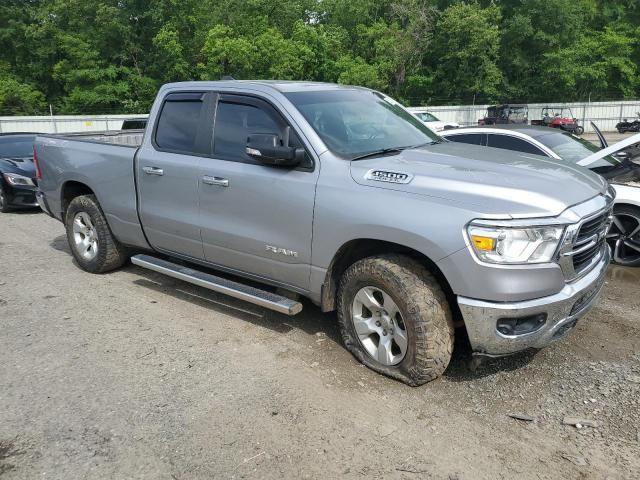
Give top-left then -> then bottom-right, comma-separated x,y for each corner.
161,80 -> 368,93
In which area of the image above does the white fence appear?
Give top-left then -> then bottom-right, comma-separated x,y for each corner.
2,100 -> 640,133
0,114 -> 149,134
408,100 -> 640,133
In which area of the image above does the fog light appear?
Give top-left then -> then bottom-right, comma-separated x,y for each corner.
497,313 -> 547,336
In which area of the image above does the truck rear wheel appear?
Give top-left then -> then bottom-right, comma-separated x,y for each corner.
64,194 -> 128,273
337,254 -> 454,386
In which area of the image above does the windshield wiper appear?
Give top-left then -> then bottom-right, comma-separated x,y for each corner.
350,141 -> 437,161
351,147 -> 405,161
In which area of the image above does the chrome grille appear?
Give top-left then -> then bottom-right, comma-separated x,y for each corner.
576,212 -> 607,244
568,210 -> 612,277
572,242 -> 602,273
557,191 -> 615,281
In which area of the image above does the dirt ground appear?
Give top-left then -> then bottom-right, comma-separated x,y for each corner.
0,211 -> 638,480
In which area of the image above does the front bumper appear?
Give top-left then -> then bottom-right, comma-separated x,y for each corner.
4,184 -> 39,208
458,245 -> 610,356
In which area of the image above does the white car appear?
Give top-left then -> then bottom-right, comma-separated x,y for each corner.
413,111 -> 459,132
442,126 -> 640,267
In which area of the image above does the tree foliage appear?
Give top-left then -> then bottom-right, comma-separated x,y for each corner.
0,0 -> 639,114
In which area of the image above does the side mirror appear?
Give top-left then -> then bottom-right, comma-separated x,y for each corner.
246,132 -> 303,167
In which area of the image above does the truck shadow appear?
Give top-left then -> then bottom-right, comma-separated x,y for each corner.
443,344 -> 537,382
49,234 -> 536,383
127,264 -> 532,381
127,265 -> 342,344
6,208 -> 42,216
50,234 -> 70,253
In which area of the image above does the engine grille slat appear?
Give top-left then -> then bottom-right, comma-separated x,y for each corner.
571,211 -> 610,275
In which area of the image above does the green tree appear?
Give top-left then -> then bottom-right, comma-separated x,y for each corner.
0,68 -> 46,115
540,26 -> 638,100
430,2 -> 503,103
1,0 -> 639,113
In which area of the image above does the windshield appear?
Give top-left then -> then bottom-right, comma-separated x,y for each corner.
544,108 -> 572,118
285,90 -> 440,158
0,137 -> 35,158
416,112 -> 439,122
535,131 -> 621,171
507,107 -> 527,121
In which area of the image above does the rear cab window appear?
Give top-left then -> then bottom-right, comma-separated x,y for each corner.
154,92 -> 211,155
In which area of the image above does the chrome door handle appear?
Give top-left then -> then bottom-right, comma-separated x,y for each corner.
142,166 -> 164,176
202,175 -> 229,187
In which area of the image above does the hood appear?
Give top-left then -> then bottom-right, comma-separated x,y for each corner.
0,156 -> 36,176
350,142 -> 607,219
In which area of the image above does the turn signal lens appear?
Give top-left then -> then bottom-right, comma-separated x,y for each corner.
471,235 -> 495,251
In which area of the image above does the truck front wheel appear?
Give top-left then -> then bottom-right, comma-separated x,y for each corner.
337,254 -> 454,386
64,194 -> 128,273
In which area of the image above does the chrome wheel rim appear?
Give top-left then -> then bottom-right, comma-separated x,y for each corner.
607,213 -> 640,264
72,212 -> 98,261
0,186 -> 5,208
351,286 -> 408,366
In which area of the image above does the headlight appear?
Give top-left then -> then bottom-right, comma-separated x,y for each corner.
3,173 -> 35,187
467,222 -> 565,264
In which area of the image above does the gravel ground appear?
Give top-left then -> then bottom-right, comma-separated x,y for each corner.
0,211 -> 639,479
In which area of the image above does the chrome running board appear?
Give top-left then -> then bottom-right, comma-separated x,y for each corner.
131,254 -> 303,315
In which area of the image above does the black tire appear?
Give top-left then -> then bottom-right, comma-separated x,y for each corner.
0,183 -> 11,213
64,194 -> 128,273
608,204 -> 640,267
575,126 -> 584,136
337,254 -> 454,386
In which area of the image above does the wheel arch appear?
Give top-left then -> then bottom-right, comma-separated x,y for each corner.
60,181 -> 96,218
612,185 -> 640,208
320,238 -> 461,323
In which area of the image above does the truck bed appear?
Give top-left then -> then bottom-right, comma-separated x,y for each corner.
54,130 -> 144,147
35,130 -> 149,249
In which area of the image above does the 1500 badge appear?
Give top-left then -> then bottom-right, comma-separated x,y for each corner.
365,169 -> 413,184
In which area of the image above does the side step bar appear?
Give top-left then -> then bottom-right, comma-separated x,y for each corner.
131,254 -> 303,315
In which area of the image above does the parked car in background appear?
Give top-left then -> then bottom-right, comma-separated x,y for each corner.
121,117 -> 148,130
442,125 -> 640,266
531,106 -> 584,135
35,81 -> 612,385
478,104 -> 528,126
0,133 -> 38,213
413,111 -> 459,132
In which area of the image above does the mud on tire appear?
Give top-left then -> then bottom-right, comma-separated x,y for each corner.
65,194 -> 128,273
337,254 -> 454,386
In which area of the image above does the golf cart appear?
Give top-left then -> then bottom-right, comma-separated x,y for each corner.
478,104 -> 528,125
532,106 -> 584,135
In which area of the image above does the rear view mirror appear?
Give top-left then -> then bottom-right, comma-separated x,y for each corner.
246,131 -> 303,167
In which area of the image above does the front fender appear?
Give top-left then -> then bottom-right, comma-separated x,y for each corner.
612,184 -> 640,208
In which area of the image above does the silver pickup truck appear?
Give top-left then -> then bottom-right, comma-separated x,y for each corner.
34,81 -> 614,385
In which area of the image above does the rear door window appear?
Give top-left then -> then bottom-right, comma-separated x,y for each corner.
446,133 -> 484,146
487,134 -> 547,156
155,92 -> 209,155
